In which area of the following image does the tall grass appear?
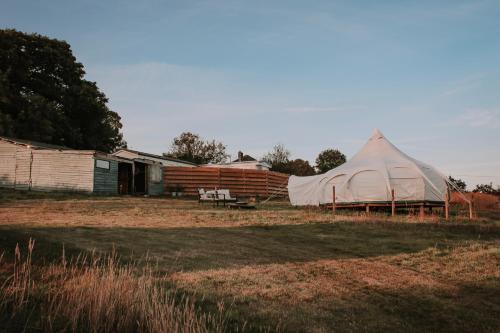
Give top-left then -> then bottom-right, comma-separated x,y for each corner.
0,240 -> 228,333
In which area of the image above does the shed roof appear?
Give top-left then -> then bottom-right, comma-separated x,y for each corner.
0,136 -> 70,150
115,148 -> 198,166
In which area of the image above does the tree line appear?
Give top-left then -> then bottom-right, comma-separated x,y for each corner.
165,132 -> 346,176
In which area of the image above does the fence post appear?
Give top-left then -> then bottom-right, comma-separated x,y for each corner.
332,186 -> 336,215
391,189 -> 395,217
266,172 -> 269,197
469,193 -> 474,220
445,192 -> 449,220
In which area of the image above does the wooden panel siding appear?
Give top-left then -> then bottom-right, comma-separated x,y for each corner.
93,158 -> 119,194
0,140 -> 17,188
14,147 -> 32,190
164,166 -> 289,197
30,151 -> 94,192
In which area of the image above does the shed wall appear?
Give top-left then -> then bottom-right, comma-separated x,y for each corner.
93,158 -> 119,194
148,164 -> 163,195
30,151 -> 94,192
14,148 -> 32,190
0,140 -> 16,188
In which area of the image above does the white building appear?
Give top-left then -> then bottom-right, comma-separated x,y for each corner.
202,151 -> 271,171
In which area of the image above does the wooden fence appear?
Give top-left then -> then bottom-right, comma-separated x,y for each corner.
163,167 -> 289,198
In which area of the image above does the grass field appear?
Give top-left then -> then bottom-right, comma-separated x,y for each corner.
0,189 -> 499,332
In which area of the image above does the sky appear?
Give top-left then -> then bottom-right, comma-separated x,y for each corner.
2,0 -> 500,189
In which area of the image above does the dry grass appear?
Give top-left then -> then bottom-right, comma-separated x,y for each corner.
172,241 -> 500,332
1,195 -> 497,230
0,190 -> 499,332
0,240 -> 228,333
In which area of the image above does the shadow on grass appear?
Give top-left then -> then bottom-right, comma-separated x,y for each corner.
267,283 -> 500,333
1,222 -> 498,272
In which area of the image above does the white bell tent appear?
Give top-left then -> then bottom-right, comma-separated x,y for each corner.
288,129 -> 449,206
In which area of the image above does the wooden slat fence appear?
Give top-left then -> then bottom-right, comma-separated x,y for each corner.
164,167 -> 289,198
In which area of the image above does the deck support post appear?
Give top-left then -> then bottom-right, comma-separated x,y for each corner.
419,204 -> 425,222
469,193 -> 474,220
391,189 -> 395,217
365,204 -> 370,215
332,186 -> 336,215
445,192 -> 449,221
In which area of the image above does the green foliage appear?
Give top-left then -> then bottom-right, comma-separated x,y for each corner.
262,145 -> 315,175
315,149 -> 346,173
0,29 -> 125,152
473,183 -> 499,195
285,159 -> 316,176
262,144 -> 291,173
165,132 -> 228,164
448,176 -> 467,191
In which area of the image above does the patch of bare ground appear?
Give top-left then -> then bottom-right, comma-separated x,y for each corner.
172,242 -> 500,332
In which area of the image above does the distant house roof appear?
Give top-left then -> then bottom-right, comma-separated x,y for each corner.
232,154 -> 257,162
0,136 -> 70,150
115,148 -> 198,166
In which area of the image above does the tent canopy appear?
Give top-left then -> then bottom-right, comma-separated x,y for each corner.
287,129 -> 448,206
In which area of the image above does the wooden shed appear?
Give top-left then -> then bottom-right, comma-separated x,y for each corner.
0,136 -> 132,194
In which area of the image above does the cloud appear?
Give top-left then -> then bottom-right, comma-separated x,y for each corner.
456,109 -> 500,129
283,106 -> 365,114
441,74 -> 485,97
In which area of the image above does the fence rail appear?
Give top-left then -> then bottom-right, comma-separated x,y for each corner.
163,167 -> 289,198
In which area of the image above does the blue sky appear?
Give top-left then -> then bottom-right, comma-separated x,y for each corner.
2,0 -> 500,188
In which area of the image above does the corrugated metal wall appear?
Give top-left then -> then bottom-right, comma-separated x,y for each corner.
0,140 -> 17,188
30,151 -> 94,192
0,140 -> 96,192
147,164 -> 163,195
93,159 -> 119,194
14,148 -> 32,190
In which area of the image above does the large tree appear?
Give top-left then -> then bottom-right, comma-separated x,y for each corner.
262,144 -> 291,173
165,132 -> 228,164
315,149 -> 346,173
283,159 -> 316,176
0,29 -> 125,152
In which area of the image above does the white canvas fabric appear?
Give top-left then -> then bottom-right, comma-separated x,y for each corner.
288,129 -> 448,206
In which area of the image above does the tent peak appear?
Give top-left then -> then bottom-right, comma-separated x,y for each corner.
370,128 -> 384,140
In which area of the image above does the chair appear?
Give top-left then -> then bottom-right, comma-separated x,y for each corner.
198,188 -> 215,204
215,189 -> 238,206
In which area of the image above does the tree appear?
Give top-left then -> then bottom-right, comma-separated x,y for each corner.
284,159 -> 316,176
262,144 -> 291,173
315,149 -> 346,173
0,29 -> 125,152
473,183 -> 499,195
165,132 -> 227,164
448,176 -> 467,191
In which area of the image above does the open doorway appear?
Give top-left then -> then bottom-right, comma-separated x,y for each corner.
118,162 -> 133,194
134,161 -> 147,194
